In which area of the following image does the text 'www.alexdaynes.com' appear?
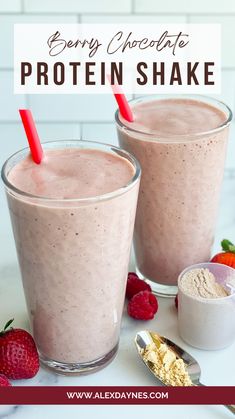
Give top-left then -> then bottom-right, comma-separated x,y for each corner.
66,391 -> 169,400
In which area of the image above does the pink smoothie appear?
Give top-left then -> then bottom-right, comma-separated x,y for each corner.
5,145 -> 139,367
117,98 -> 230,289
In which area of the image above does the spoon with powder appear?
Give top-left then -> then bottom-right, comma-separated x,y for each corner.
135,330 -> 235,414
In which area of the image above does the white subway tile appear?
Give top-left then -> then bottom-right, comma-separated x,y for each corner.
189,15 -> 235,68
28,94 -> 131,122
0,0 -> 21,12
82,123 -> 118,145
82,14 -> 187,23
0,14 -> 78,69
23,0 -> 131,13
28,95 -> 81,121
0,123 -> 26,163
211,69 -> 235,113
134,0 -> 235,13
36,122 -> 81,141
0,71 -> 26,121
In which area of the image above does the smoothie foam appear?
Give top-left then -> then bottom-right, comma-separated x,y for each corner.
117,97 -> 230,289
5,145 -> 139,366
121,98 -> 226,135
8,148 -> 135,199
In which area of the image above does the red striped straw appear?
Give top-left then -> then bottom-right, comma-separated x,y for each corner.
19,109 -> 43,164
107,75 -> 134,123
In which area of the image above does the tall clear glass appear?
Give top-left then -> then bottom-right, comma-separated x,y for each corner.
116,95 -> 232,297
1,140 -> 141,374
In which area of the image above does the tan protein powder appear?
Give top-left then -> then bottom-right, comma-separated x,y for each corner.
142,342 -> 192,386
179,268 -> 229,299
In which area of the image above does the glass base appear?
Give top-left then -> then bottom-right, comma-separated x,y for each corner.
39,343 -> 118,375
136,268 -> 178,297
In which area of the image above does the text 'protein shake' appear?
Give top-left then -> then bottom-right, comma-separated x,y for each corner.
1,141 -> 140,374
116,96 -> 232,296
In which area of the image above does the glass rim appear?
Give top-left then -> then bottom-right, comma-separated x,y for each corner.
178,262 -> 235,302
115,94 -> 233,142
1,139 -> 141,203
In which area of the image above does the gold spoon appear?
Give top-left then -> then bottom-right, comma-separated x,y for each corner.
135,330 -> 235,415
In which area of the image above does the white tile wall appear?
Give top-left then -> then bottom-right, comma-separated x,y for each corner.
0,123 -> 32,163
0,0 -> 234,170
36,122 -> 81,141
28,94 -> 132,122
81,123 -> 118,145
23,0 -> 131,14
134,0 -> 235,14
81,14 -> 187,23
0,14 -> 78,69
0,71 -> 26,120
189,15 -> 235,68
0,0 -> 21,13
217,70 -> 235,113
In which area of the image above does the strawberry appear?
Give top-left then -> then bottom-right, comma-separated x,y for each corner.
210,239 -> 235,268
0,319 -> 39,379
0,373 -> 11,386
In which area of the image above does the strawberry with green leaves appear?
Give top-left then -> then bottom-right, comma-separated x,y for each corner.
0,319 -> 39,379
210,239 -> 235,268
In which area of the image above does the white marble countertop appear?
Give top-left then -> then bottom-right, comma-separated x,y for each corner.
0,172 -> 235,419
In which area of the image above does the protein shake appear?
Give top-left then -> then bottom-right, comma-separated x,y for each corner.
116,96 -> 232,296
1,141 -> 140,374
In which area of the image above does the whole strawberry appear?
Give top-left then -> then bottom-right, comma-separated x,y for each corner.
0,373 -> 11,386
127,291 -> 158,320
211,239 -> 235,268
126,272 -> 151,300
0,319 -> 39,379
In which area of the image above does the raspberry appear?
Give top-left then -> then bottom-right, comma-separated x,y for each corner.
0,374 -> 11,387
127,291 -> 158,320
175,294 -> 178,309
126,272 -> 151,300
